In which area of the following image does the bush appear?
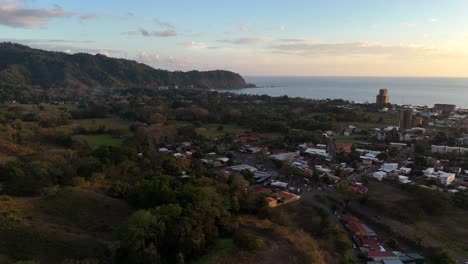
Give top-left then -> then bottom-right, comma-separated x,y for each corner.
233,230 -> 264,252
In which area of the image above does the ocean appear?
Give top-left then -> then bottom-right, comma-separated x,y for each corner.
224,76 -> 468,108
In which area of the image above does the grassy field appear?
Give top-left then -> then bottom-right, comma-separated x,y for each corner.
209,215 -> 325,264
78,134 -> 126,148
0,188 -> 132,263
366,181 -> 468,257
193,239 -> 238,264
73,118 -> 131,131
171,121 -> 248,138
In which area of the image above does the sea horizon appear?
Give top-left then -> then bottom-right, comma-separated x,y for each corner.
226,76 -> 468,108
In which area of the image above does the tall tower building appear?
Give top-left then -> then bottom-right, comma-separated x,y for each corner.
398,109 -> 413,130
376,89 -> 389,106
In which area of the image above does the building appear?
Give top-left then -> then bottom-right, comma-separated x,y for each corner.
412,116 -> 424,127
376,89 -> 389,106
423,169 -> 456,186
434,104 -> 456,115
398,109 -> 413,130
373,171 -> 387,181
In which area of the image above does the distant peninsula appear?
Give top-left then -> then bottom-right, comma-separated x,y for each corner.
0,43 -> 255,94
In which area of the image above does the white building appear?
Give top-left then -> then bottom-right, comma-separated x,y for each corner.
398,176 -> 412,184
398,167 -> 412,175
437,171 -> 456,186
373,171 -> 387,181
424,169 -> 456,186
380,163 -> 399,173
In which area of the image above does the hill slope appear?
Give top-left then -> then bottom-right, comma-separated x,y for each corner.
0,43 -> 254,92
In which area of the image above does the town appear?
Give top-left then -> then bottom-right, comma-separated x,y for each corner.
1,87 -> 467,264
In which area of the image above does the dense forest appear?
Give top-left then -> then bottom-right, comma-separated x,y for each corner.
0,43 -> 254,98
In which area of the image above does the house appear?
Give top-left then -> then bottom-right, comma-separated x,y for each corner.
305,147 -> 330,158
271,181 -> 288,189
269,152 -> 298,162
335,142 -> 353,154
424,169 -> 456,186
398,176 -> 412,184
380,163 -> 398,173
398,167 -> 412,175
266,197 -> 277,207
373,171 -> 387,181
367,251 -> 399,262
158,147 -> 170,153
253,171 -> 270,183
215,157 -> 229,164
229,164 -> 258,173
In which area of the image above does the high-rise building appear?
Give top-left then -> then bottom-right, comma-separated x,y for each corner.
434,104 -> 456,115
376,89 -> 389,106
398,109 -> 413,130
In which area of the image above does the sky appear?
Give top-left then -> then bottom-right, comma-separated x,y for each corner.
1,0 -> 468,77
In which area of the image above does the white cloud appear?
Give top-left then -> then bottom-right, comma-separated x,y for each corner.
421,33 -> 429,39
279,25 -> 286,31
429,18 -> 439,23
183,41 -> 207,49
218,37 -> 271,45
135,52 -> 194,70
99,50 -> 110,56
0,0 -> 75,27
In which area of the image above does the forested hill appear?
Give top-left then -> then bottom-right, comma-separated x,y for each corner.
0,42 -> 255,91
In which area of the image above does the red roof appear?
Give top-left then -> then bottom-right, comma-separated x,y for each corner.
253,186 -> 272,194
347,221 -> 367,235
335,143 -> 353,153
356,236 -> 381,251
367,251 -> 394,258
277,191 -> 297,200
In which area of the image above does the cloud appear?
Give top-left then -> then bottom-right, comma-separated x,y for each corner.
79,14 -> 97,20
120,12 -> 134,20
279,25 -> 286,31
135,52 -> 193,70
154,18 -> 175,29
225,22 -> 250,35
400,22 -> 417,27
0,0 -> 75,27
99,50 -> 110,56
218,37 -> 271,45
0,38 -> 95,44
279,38 -> 309,43
429,18 -> 439,23
125,28 -> 177,37
421,33 -> 429,39
268,41 -> 445,60
183,41 -> 207,49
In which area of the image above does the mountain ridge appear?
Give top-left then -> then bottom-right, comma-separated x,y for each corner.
0,42 -> 255,92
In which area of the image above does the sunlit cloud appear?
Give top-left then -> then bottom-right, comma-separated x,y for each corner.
183,41 -> 207,49
0,0 -> 75,27
218,37 -> 271,45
